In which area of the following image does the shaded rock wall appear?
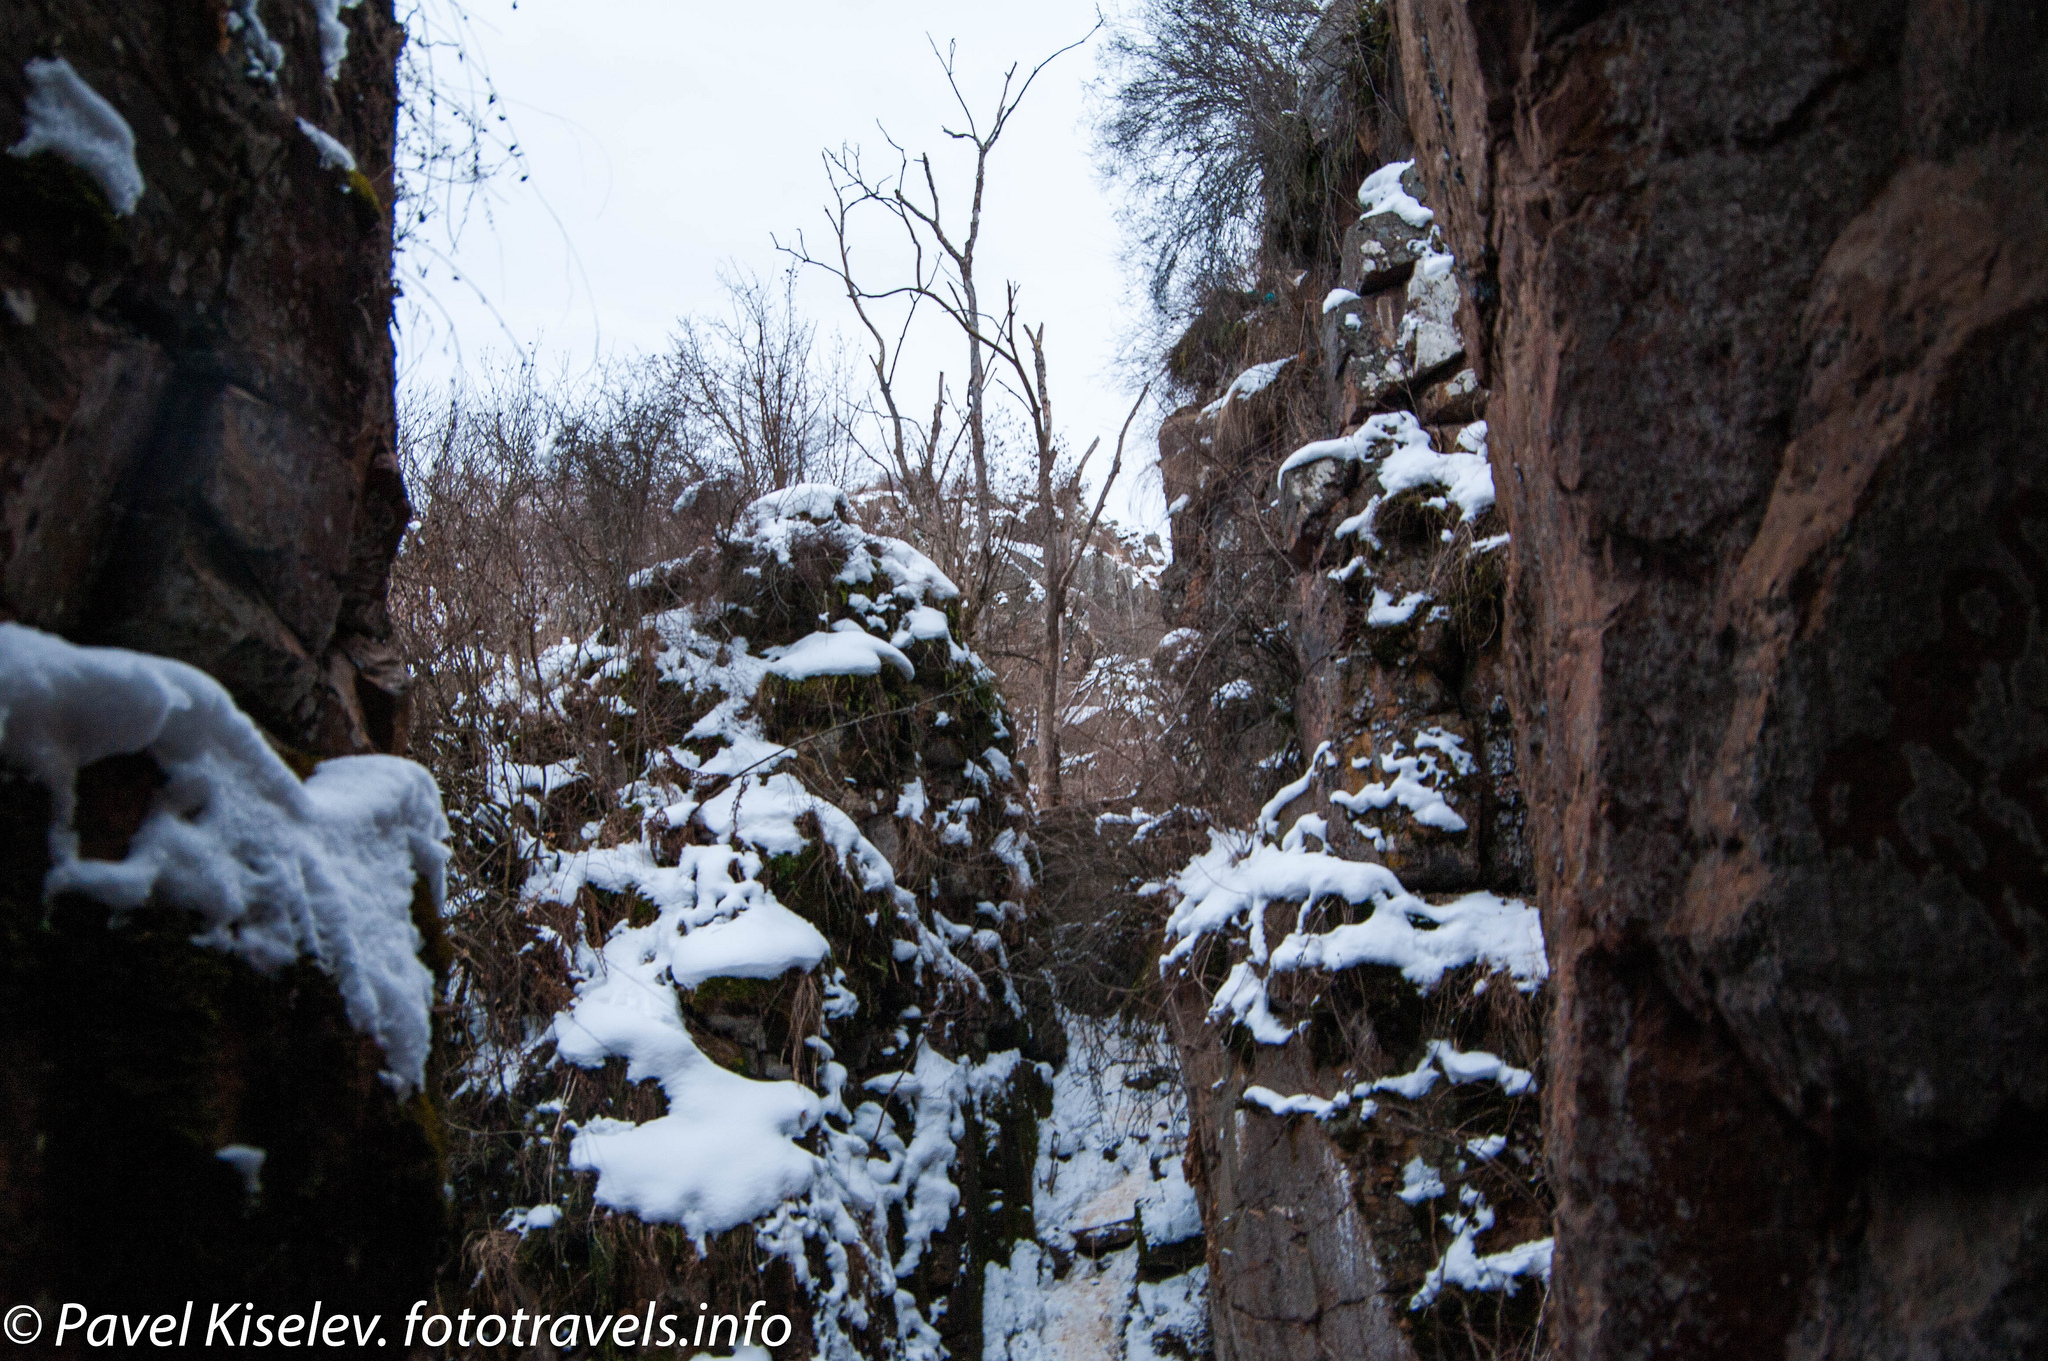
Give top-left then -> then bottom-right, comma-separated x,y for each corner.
0,1 -> 444,1329
1391,0 -> 2047,1354
3,0 -> 410,757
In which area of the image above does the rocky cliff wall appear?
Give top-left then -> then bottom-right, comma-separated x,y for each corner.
1143,41 -> 1555,1352
3,0 -> 410,757
0,1 -> 445,1329
1391,0 -> 2047,1355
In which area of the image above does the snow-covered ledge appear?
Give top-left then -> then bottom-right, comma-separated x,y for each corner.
0,623 -> 446,1092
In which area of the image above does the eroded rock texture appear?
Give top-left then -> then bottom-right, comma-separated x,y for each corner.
1156,323 -> 1549,1361
1391,0 -> 2048,1354
3,0 -> 409,757
435,491 -> 1063,1358
1,1 -> 442,1328
1145,30 -> 1551,1353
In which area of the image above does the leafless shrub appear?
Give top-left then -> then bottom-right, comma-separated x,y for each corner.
667,268 -> 857,501
1098,0 -> 1397,393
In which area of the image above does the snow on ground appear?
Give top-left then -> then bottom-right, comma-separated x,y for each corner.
0,623 -> 446,1091
984,1014 -> 1206,1361
1126,1266 -> 1209,1361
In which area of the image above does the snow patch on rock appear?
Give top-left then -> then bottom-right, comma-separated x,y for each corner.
1357,159 -> 1434,227
1286,412 -> 1494,525
1202,355 -> 1293,416
8,57 -> 144,215
0,623 -> 444,1091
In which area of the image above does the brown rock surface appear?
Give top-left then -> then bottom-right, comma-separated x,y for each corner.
2,0 -> 409,757
0,0 -> 445,1327
1154,165 -> 1547,1355
1392,0 -> 2048,1353
1168,979 -> 1415,1361
1341,162 -> 1433,294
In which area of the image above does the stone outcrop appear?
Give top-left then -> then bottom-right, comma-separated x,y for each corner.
1391,0 -> 2048,1355
1145,67 -> 1551,1353
1155,353 -> 1550,1361
1,0 -> 445,1331
438,490 -> 1065,1355
3,0 -> 410,757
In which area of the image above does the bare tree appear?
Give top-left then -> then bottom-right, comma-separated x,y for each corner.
779,30 -> 1093,643
667,268 -> 852,501
885,37 -> 1090,561
776,146 -> 986,604
777,30 -> 1181,805
539,357 -> 700,631
1095,0 -> 1328,315
977,299 -> 1148,806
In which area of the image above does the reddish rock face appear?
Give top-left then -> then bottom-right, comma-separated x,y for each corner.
1391,0 -> 2047,1353
1,0 -> 444,1322
2,0 -> 409,758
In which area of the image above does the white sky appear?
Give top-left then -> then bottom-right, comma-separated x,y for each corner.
398,0 -> 1167,531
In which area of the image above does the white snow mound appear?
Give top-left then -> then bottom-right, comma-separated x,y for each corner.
8,57 -> 145,215
1282,411 -> 1495,524
0,623 -> 445,1091
1357,159 -> 1434,228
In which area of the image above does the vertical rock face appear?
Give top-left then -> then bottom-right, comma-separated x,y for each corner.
2,0 -> 409,757
1391,0 -> 2047,1354
1156,338 -> 1551,1361
1145,44 -> 1554,1351
0,1 -> 445,1325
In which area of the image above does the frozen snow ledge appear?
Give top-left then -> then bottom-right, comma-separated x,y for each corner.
1157,831 -> 1545,991
1152,829 -> 1545,1046
1279,411 -> 1495,524
8,57 -> 145,216
0,623 -> 445,1092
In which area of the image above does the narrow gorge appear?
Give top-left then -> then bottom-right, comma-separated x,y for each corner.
1,1 -> 2041,1359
